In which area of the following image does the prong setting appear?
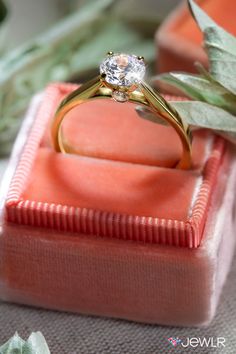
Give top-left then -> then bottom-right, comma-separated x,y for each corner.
100,53 -> 146,94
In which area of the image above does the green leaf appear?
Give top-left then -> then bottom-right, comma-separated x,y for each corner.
0,332 -> 50,354
153,2 -> 236,145
26,332 -> 50,354
172,100 -> 236,144
188,0 -> 236,94
0,333 -> 25,353
172,100 -> 236,133
137,99 -> 236,143
156,72 -> 236,114
135,105 -> 168,126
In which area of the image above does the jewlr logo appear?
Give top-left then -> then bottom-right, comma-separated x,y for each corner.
167,337 -> 226,348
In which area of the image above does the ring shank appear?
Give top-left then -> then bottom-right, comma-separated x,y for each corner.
51,78 -> 192,169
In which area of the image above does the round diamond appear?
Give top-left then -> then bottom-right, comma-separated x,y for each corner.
112,90 -> 129,102
100,53 -> 146,87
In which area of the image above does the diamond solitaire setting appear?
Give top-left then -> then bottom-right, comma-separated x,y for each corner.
53,51 -> 192,169
100,53 -> 146,88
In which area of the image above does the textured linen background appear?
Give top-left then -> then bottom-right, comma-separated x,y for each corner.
0,160 -> 236,353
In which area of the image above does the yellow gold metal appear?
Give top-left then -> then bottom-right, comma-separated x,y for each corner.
52,76 -> 192,169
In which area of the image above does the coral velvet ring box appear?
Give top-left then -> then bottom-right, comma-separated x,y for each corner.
0,83 -> 235,327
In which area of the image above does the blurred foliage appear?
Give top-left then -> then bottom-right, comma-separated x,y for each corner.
0,0 -> 7,54
0,0 -> 165,155
0,0 -> 7,22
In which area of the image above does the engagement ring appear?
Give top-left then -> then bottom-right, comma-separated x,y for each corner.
52,52 -> 192,169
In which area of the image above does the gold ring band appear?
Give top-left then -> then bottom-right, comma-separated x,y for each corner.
52,53 -> 192,169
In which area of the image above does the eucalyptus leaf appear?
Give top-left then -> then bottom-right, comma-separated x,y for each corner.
27,332 -> 50,354
135,105 -> 168,125
0,333 -> 25,354
138,99 -> 236,134
139,99 -> 236,144
194,61 -> 212,80
188,0 -> 236,94
156,72 -> 236,114
172,100 -> 236,144
172,100 -> 236,133
155,1 -> 236,145
0,332 -> 50,354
